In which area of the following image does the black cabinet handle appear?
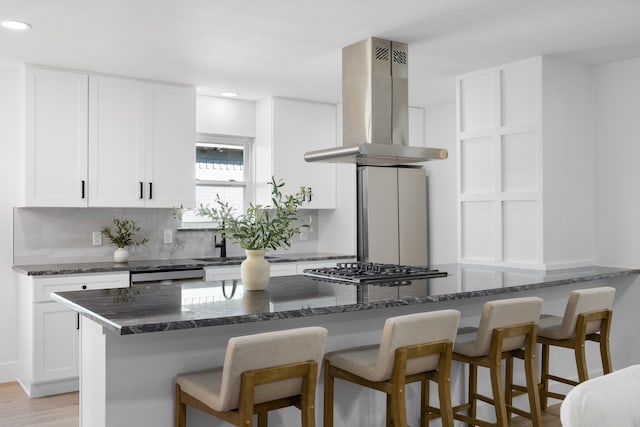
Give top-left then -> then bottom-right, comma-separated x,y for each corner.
82,285 -> 87,290
139,182 -> 144,199
149,182 -> 153,200
81,180 -> 86,199
76,313 -> 80,330
308,187 -> 312,202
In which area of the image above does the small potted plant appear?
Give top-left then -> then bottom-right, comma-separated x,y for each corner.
101,217 -> 149,263
198,177 -> 309,290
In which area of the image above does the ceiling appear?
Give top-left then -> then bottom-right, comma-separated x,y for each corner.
2,0 -> 640,107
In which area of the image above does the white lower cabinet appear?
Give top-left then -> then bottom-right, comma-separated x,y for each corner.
34,302 -> 79,383
18,272 -> 129,397
205,259 -> 353,282
295,260 -> 353,274
204,263 -> 297,282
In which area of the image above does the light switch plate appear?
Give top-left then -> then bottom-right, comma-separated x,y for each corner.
163,229 -> 173,244
92,231 -> 102,246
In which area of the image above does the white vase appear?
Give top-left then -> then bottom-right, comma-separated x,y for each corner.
113,247 -> 129,263
241,249 -> 270,291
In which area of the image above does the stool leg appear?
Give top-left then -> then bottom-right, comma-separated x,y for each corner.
392,386 -> 408,427
421,377 -> 428,427
175,384 -> 187,427
575,338 -> 589,383
258,412 -> 268,427
323,360 -> 334,427
489,358 -> 508,427
505,354 -> 513,420
540,343 -> 549,410
524,345 -> 542,427
386,394 -> 393,426
601,334 -> 613,375
468,364 -> 477,427
438,374 -> 454,427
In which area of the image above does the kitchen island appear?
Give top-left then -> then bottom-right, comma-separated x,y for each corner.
52,264 -> 640,427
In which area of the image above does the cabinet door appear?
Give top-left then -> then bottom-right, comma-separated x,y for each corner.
34,302 -> 78,382
205,263 -> 296,281
89,75 -> 146,207
145,83 -> 196,208
272,98 -> 336,209
25,67 -> 88,207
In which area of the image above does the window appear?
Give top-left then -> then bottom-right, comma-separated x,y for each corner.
181,134 -> 252,225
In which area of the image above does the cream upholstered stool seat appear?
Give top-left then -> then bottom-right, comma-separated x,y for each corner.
536,286 -> 615,408
324,309 -> 461,427
452,296 -> 544,427
174,326 -> 327,427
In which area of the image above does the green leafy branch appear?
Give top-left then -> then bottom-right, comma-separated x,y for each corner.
197,177 -> 309,251
101,217 -> 149,249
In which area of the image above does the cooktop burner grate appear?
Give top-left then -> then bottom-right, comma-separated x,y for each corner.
302,262 -> 447,284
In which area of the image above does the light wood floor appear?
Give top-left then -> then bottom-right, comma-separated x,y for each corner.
0,380 -> 561,426
0,382 -> 78,426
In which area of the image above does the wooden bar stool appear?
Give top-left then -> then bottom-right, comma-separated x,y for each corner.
174,326 -> 327,427
536,286 -> 615,408
452,297 -> 543,427
324,310 -> 461,427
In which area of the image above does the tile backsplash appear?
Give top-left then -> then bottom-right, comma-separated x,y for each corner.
13,207 -> 319,265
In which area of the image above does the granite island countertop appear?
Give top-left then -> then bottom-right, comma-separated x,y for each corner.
13,252 -> 355,276
51,264 -> 640,335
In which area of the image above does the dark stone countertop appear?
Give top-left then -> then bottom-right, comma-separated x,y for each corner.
13,252 -> 355,276
50,264 -> 640,335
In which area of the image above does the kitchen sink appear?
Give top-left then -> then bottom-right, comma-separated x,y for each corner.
192,256 -> 243,262
193,255 -> 279,263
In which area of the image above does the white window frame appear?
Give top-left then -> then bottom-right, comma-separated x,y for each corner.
181,133 -> 253,228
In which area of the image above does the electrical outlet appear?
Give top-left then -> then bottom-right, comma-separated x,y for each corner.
92,231 -> 102,246
163,229 -> 173,244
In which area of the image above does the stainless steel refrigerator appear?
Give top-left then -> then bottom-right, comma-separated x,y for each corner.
357,166 -> 428,266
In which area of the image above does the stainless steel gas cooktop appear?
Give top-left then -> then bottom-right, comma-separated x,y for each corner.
302,262 -> 447,285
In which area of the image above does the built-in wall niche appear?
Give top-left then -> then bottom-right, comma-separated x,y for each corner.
457,56 -> 595,269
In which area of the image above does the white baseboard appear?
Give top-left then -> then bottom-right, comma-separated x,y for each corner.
17,377 -> 78,398
0,360 -> 18,384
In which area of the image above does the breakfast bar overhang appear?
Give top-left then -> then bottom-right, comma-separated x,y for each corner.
52,264 -> 640,427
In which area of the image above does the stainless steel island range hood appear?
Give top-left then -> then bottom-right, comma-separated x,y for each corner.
304,37 -> 448,166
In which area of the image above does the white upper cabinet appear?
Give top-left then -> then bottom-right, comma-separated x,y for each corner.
144,83 -> 195,208
89,76 -> 195,208
255,97 -> 337,209
21,66 -> 196,208
88,75 -> 146,207
25,67 -> 89,207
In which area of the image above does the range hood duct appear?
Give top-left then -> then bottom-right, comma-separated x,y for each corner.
304,37 -> 448,166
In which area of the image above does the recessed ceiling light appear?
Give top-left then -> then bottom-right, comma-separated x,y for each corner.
220,91 -> 238,98
1,20 -> 32,30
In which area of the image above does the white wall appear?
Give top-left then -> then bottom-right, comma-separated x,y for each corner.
196,95 -> 256,137
541,57 -> 595,268
0,65 -> 22,382
424,102 -> 458,264
594,57 -> 640,267
317,105 -> 356,255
